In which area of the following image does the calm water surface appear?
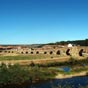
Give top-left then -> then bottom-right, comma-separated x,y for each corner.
27,76 -> 88,88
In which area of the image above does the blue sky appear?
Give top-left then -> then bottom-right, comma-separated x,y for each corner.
0,0 -> 88,44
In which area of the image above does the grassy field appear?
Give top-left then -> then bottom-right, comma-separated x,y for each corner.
0,54 -> 86,66
0,54 -> 61,61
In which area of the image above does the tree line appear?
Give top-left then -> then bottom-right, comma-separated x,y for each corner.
47,39 -> 88,46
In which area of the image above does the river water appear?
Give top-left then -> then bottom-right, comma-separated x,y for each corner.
27,76 -> 88,88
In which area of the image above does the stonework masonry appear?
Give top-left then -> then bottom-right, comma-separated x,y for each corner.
0,45 -> 88,57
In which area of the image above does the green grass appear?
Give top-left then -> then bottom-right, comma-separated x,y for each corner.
0,54 -> 60,61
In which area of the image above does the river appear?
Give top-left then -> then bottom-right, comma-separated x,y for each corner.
27,76 -> 88,88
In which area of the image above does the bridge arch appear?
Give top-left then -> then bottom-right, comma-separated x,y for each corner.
56,50 -> 60,55
79,49 -> 84,56
44,51 -> 47,54
36,51 -> 39,54
25,51 -> 28,54
50,51 -> 53,55
31,51 -> 33,54
66,49 -> 70,56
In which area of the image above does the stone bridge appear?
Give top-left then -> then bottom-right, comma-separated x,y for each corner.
0,46 -> 88,57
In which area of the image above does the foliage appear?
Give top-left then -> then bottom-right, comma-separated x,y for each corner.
0,63 -> 57,87
0,63 -> 30,85
47,39 -> 88,46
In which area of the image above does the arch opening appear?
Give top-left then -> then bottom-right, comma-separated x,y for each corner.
8,51 -> 10,53
26,51 -> 28,54
31,52 -> 33,54
21,52 -> 24,54
36,51 -> 39,54
50,51 -> 53,55
44,51 -> 47,54
66,49 -> 70,56
79,49 -> 84,56
56,50 -> 60,55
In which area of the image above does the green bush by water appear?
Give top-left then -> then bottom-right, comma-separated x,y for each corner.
0,63 -> 57,87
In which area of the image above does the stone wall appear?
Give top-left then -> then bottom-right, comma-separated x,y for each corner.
0,46 -> 88,57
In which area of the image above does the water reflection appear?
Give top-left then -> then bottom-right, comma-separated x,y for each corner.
56,66 -> 71,72
62,67 -> 71,72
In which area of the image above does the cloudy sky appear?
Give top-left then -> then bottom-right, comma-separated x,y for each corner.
0,0 -> 88,44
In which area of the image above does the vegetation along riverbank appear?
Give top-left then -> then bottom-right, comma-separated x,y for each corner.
0,57 -> 88,88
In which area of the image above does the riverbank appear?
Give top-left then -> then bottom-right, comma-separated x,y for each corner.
55,71 -> 87,79
0,56 -> 88,88
0,55 -> 86,65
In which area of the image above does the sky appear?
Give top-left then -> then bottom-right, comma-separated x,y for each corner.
0,0 -> 88,44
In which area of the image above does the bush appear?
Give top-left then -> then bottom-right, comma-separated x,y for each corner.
0,63 -> 57,87
0,63 -> 30,85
